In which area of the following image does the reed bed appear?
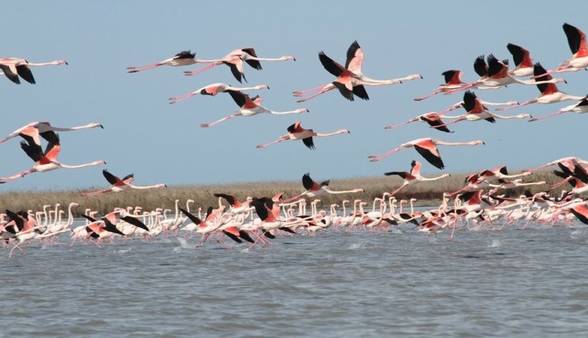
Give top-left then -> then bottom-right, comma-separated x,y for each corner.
0,171 -> 560,216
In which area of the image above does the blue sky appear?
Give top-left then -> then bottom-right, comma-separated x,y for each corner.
1,1 -> 587,191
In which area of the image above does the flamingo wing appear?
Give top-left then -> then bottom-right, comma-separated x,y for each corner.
318,52 -> 346,77
473,55 -> 488,77
242,48 -> 263,70
102,170 -> 122,185
352,85 -> 369,100
563,23 -> 588,56
414,142 -> 444,170
506,43 -> 532,67
302,136 -> 315,150
16,65 -> 35,84
0,64 -> 20,84
345,40 -> 364,74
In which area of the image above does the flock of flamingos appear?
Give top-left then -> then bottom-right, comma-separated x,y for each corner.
2,22 -> 588,255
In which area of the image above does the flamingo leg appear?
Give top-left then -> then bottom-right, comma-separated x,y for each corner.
200,112 -> 241,128
184,63 -> 219,77
368,146 -> 402,162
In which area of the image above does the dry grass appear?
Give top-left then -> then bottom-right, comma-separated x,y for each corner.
0,171 -> 561,215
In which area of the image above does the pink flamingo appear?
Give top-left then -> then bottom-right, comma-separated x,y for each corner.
293,41 -> 421,102
529,95 -> 588,122
385,160 -> 450,195
0,121 -> 103,145
83,169 -> 167,196
413,70 -> 468,101
0,57 -> 67,84
256,121 -> 350,150
169,83 -> 269,104
497,63 -> 583,111
200,90 -> 308,128
0,131 -> 105,183
368,137 -> 485,169
506,43 -> 534,77
555,23 -> 588,73
183,48 -> 295,83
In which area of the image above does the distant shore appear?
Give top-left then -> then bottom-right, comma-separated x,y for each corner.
0,171 -> 556,215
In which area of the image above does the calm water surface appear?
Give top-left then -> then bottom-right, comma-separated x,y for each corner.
2,224 -> 588,337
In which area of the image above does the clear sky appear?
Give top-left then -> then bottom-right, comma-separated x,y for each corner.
1,0 -> 587,191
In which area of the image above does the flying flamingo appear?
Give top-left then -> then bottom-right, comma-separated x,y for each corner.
183,48 -> 295,82
300,173 -> 364,197
529,95 -> 588,122
384,160 -> 450,195
168,83 -> 269,104
413,70 -> 468,101
506,43 -> 534,77
256,121 -> 350,149
126,50 -> 206,73
447,54 -> 565,93
477,165 -> 531,180
384,112 -> 453,133
293,41 -> 421,102
437,91 -> 532,127
200,90 -> 308,128
555,23 -> 588,73
368,137 -> 485,169
497,63 -> 583,111
0,57 -> 68,84
214,194 -> 253,214
82,169 -> 167,196
0,121 -> 103,145
0,131 -> 106,183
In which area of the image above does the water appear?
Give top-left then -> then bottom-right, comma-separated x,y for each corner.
2,225 -> 588,337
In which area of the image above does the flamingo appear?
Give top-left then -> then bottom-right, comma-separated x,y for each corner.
183,48 -> 295,82
256,121 -> 350,149
555,23 -> 588,73
384,112 -> 453,133
0,57 -> 68,84
214,193 -> 253,214
0,131 -> 106,183
506,43 -> 534,77
82,169 -> 167,196
168,83 -> 269,104
438,91 -> 532,127
529,95 -> 588,122
126,50 -> 204,73
368,137 -> 485,169
413,70 -> 468,101
497,63 -> 583,111
0,121 -> 103,145
293,41 -> 421,102
448,54 -> 565,93
477,165 -> 531,180
300,173 -> 364,197
200,90 -> 308,128
384,160 -> 450,195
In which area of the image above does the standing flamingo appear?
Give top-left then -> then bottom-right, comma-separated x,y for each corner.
168,83 -> 269,104
385,160 -> 450,195
0,131 -> 106,183
183,48 -> 295,82
293,41 -> 421,102
256,121 -> 350,149
0,57 -> 68,84
368,137 -> 485,169
0,121 -> 103,145
200,91 -> 308,128
82,169 -> 167,196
